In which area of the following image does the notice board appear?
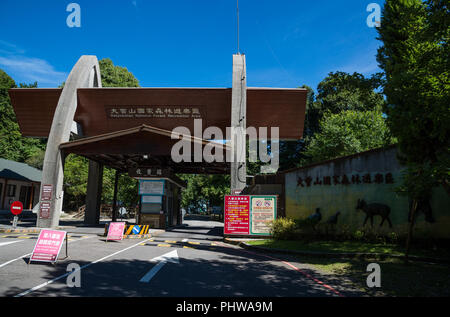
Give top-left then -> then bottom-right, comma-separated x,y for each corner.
224,195 -> 277,236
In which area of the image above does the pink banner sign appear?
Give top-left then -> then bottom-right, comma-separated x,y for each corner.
106,222 -> 126,241
30,229 -> 66,263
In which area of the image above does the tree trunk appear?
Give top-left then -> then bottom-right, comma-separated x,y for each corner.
405,199 -> 418,263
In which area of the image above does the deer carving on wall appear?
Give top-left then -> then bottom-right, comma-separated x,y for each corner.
356,199 -> 393,228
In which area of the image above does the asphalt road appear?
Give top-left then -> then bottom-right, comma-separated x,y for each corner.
0,216 -> 363,297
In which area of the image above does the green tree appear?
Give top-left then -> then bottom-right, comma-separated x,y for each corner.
99,58 -> 140,87
303,109 -> 396,163
0,70 -> 45,163
315,71 -> 385,116
179,174 -> 230,213
376,0 -> 449,257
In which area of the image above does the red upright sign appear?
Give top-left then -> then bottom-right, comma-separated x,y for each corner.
224,195 -> 250,235
10,201 -> 23,215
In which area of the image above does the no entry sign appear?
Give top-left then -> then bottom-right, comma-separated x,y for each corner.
10,201 -> 23,215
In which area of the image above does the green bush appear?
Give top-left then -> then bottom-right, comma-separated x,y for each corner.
270,218 -> 297,240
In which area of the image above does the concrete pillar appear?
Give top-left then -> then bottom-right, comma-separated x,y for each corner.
230,54 -> 247,192
37,56 -> 101,228
84,161 -> 103,225
111,170 -> 120,222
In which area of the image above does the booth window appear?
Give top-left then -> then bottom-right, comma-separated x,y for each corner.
7,184 -> 16,197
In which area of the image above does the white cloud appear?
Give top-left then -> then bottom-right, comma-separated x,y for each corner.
0,55 -> 67,86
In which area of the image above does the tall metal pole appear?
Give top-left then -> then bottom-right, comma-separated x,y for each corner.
112,170 -> 119,222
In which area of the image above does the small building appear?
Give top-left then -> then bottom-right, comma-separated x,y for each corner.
0,158 -> 41,211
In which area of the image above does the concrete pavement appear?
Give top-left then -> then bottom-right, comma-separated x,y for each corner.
0,216 -> 364,297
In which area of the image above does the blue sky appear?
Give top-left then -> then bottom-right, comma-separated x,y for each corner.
0,0 -> 384,90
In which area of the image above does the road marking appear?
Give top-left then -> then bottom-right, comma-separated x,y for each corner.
165,240 -> 176,244
182,238 -> 188,242
188,241 -> 200,245
183,246 -> 193,249
216,241 -> 344,297
0,240 -> 24,247
18,236 -> 31,239
139,250 -> 179,283
157,244 -> 171,248
15,237 -> 153,297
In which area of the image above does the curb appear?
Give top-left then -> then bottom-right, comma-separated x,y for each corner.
223,238 -> 450,265
0,228 -> 41,234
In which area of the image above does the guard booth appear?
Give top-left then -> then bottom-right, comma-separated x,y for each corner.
132,168 -> 185,229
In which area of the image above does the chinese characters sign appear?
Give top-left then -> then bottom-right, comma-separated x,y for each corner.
224,196 -> 250,235
250,196 -> 277,235
106,222 -> 126,241
39,184 -> 53,219
139,180 -> 165,195
106,105 -> 204,119
30,229 -> 66,263
297,173 -> 395,188
224,195 -> 277,236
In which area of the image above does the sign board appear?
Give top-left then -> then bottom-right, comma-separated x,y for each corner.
142,195 -> 163,204
139,180 -> 165,195
10,201 -> 23,215
106,222 -> 126,241
41,184 -> 53,201
250,196 -> 277,235
30,229 -> 66,263
39,202 -> 51,219
224,196 -> 250,235
224,195 -> 277,236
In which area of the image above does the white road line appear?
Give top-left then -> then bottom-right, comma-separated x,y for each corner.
15,237 -> 153,297
139,250 -> 179,283
182,239 -> 188,242
0,236 -> 94,270
0,240 -> 24,247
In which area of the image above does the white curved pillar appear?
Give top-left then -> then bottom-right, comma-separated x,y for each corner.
37,56 -> 102,228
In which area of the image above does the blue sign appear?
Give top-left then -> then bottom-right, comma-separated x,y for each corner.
132,225 -> 141,234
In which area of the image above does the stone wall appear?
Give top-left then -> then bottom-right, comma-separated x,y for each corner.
283,146 -> 450,239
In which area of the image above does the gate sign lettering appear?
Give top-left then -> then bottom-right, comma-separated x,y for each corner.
224,195 -> 250,235
106,222 -> 126,241
30,229 -> 66,263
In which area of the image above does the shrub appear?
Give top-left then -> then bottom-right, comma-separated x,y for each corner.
270,218 -> 297,240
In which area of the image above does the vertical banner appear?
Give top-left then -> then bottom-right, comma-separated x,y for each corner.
224,195 -> 250,235
106,222 -> 126,241
30,229 -> 67,263
250,196 -> 277,235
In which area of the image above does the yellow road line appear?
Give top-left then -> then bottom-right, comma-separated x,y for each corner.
165,240 -> 177,244
188,241 -> 200,245
17,236 -> 31,239
157,244 -> 171,247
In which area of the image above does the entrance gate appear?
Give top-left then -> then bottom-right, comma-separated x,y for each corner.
9,55 -> 307,228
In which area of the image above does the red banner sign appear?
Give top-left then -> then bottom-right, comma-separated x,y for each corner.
224,195 -> 250,235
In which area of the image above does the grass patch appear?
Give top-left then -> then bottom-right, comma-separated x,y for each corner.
245,239 -> 450,259
297,255 -> 450,296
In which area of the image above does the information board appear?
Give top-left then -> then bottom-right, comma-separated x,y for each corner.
139,180 -> 165,195
224,195 -> 250,235
250,196 -> 277,235
106,222 -> 126,241
30,229 -> 66,263
224,195 -> 277,236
